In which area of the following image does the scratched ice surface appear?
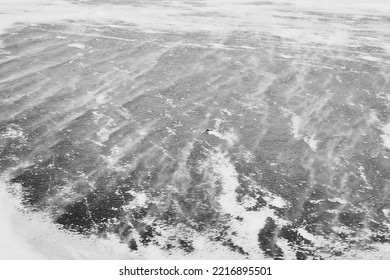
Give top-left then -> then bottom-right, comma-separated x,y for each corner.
1,0 -> 390,259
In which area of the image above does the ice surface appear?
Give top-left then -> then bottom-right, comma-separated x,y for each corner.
1,0 -> 390,260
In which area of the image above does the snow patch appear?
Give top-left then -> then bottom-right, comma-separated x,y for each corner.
0,176 -> 131,259
381,122 -> 390,150
282,108 -> 318,151
97,127 -> 110,142
0,125 -> 27,142
122,191 -> 148,211
208,129 -> 238,146
68,43 -> 86,49
208,148 -> 278,257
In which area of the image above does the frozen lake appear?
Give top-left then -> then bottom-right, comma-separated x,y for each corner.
1,0 -> 390,259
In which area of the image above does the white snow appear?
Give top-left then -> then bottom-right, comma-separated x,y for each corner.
208,129 -> 238,146
0,183 -> 45,259
0,0 -> 389,50
0,125 -> 27,142
122,191 -> 148,211
0,177 -> 131,259
68,43 -> 86,49
207,148 -> 281,258
282,108 -> 318,151
381,122 -> 390,150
